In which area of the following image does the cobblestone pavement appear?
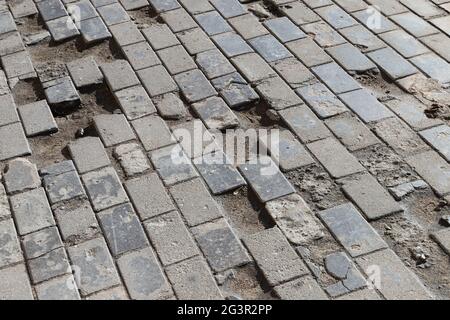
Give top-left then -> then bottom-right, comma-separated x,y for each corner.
1,0 -> 450,300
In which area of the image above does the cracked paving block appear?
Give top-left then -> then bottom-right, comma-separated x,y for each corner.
97,2 -> 129,26
229,13 -> 268,40
78,16 -> 111,43
194,151 -> 246,195
272,58 -> 317,90
195,11 -> 232,36
238,156 -> 296,203
67,0 -> 97,21
266,193 -> 324,245
177,28 -> 215,55
419,125 -> 450,162
410,53 -> 450,84
97,202 -> 148,256
153,93 -> 187,120
319,203 -> 388,257
278,105 -> 331,143
353,9 -> 397,34
356,249 -> 433,300
148,0 -> 180,12
212,72 -> 259,109
367,47 -> 417,80
142,24 -> 179,50
192,96 -> 239,130
10,188 -> 55,235
18,100 -> 58,137
67,56 -> 103,88
117,247 -> 173,300
380,30 -> 429,59
150,144 -> 199,186
3,158 -> 40,194
132,115 -> 175,151
122,42 -> 160,71
249,34 -> 292,63
68,137 -> 111,174
287,38 -> 333,67
231,53 -> 277,83
114,85 -> 157,120
28,247 -> 70,283
0,264 -> 33,300
0,94 -> 19,127
22,226 -> 62,259
46,16 -> 80,42
243,227 -> 309,287
312,62 -> 361,94
326,43 -> 377,73
0,32 -> 25,57
431,228 -> 450,256
113,142 -> 151,177
36,0 -> 67,21
82,167 -> 129,212
43,170 -> 85,204
110,21 -> 144,47
68,238 -> 121,296
296,83 -> 347,119
1,50 -> 35,79
256,77 -> 303,111
196,48 -> 235,80
264,17 -> 306,43
100,60 -> 139,92
274,276 -> 328,300
174,69 -> 217,103
138,65 -> 178,97
0,218 -> 22,268
158,45 -> 197,75
35,274 -> 80,300
144,211 -> 199,266
0,11 -> 16,36
339,24 -> 386,53
170,178 -> 223,226
0,183 -> 10,219
212,32 -> 253,58
125,173 -> 175,220
0,122 -> 31,161
301,21 -> 346,48
94,114 -> 136,147
44,77 -> 81,113
161,8 -> 196,33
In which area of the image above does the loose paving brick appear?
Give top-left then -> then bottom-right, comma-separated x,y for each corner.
256,77 -> 303,110
3,158 -> 40,194
67,56 -> 103,88
137,65 -> 178,97
231,53 -> 277,83
158,45 -> 197,75
17,100 -> 58,137
0,11 -> 16,35
211,72 -> 259,108
44,76 -> 80,111
248,34 -> 293,63
36,0 -> 67,21
174,69 -> 217,103
296,83 -> 347,119
78,16 -> 111,43
196,48 -> 235,80
274,276 -> 329,300
0,218 -> 22,268
35,274 -> 80,300
1,50 -> 35,79
419,125 -> 450,162
94,114 -> 136,147
286,38 -> 333,67
0,264 -> 33,300
39,160 -> 76,177
131,115 -> 175,151
46,16 -> 80,42
100,60 -> 139,92
367,47 -> 418,80
67,0 -> 97,21
0,32 -> 25,57
113,143 -> 150,177
192,96 -> 239,130
110,21 -> 145,47
431,228 -> 450,256
153,93 -> 186,120
339,24 -> 386,53
68,137 -> 111,174
142,23 -> 180,50
312,62 -> 361,94
326,43 -> 377,73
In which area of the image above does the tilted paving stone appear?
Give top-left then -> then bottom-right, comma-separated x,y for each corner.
243,227 -> 309,286
158,44 -> 197,75
0,264 -> 33,300
66,56 -> 104,88
169,177 -> 223,226
380,30 -> 429,59
67,237 -> 121,296
117,247 -> 173,300
97,2 -> 129,26
68,137 -> 111,174
296,83 -> 347,119
352,8 -> 398,34
0,11 -> 17,35
195,48 -> 235,80
256,77 -> 303,110
319,203 -> 388,257
274,275 -> 328,300
22,226 -> 62,259
36,0 -> 67,21
231,52 -> 277,83
44,76 -> 80,112
144,210 -> 199,266
212,32 -> 254,58
390,12 -> 438,38
280,1 -> 320,25
100,60 -> 140,92
97,202 -> 149,256
264,17 -> 306,43
137,65 -> 178,97
46,16 -> 79,42
165,255 -> 223,300
122,42 -> 160,71
17,100 -> 58,137
272,58 -> 317,89
142,23 -> 180,50
110,21 -> 145,47
161,7 -> 197,33
153,93 -> 187,120
248,34 -> 293,63
419,125 -> 450,162
9,0 -> 37,18
278,105 -> 332,143
406,150 -> 450,197
338,24 -> 386,53
113,142 -> 151,177
367,47 -> 418,80
35,274 -> 80,300
1,50 -> 36,79
82,166 -> 129,211
175,69 -> 217,103
211,72 -> 259,109
265,193 -> 325,245
39,160 -> 76,177
410,53 -> 450,84
78,16 -> 111,43
341,173 -> 404,220
195,10 -> 233,36
177,28 -> 215,55
192,96 -> 239,130
302,21 -> 347,48
67,0 -> 98,21
3,158 -> 40,194
229,13 -> 269,40
326,43 -> 377,73
311,62 -> 361,94
0,32 -> 25,57
356,249 -> 433,300
0,94 -> 19,127
286,37 -> 333,67
0,122 -> 31,161
27,247 -> 70,284
431,228 -> 450,256
0,218 -> 22,268
94,114 -> 136,147
131,114 -> 175,151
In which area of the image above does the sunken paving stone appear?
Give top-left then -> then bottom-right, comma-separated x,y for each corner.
67,56 -> 103,88
94,114 -> 136,147
35,274 -> 80,300
78,16 -> 111,43
212,72 -> 259,109
142,24 -> 180,50
274,276 -> 328,300
256,77 -> 303,110
272,58 -> 317,89
131,115 -> 175,151
68,137 -> 111,174
356,249 -> 433,300
248,34 -> 293,63
192,96 -> 239,130
174,69 -> 217,103
319,203 -> 388,257
296,83 -> 347,119
113,142 -> 150,177
122,42 -> 160,71
137,65 -> 178,97
22,226 -> 62,259
158,45 -> 197,75
17,100 -> 58,137
196,48 -> 235,80
3,158 -> 40,194
100,60 -> 139,92
10,188 -> 55,235
43,170 -> 85,204
0,264 -> 33,300
67,238 -> 121,296
0,218 -> 22,268
243,227 -> 309,287
192,218 -> 250,273
212,32 -> 254,58
44,77 -> 80,112
153,93 -> 187,120
0,94 -> 19,127
117,247 -> 173,300
0,121 -> 31,161
367,47 -> 418,80
419,125 -> 450,162
238,156 -> 296,203
97,202 -> 148,256
311,62 -> 361,94
114,86 -> 157,120
144,211 -> 199,266
342,173 -> 404,220
165,256 -> 223,300
264,17 -> 306,43
431,228 -> 450,256
67,0 -> 97,21
82,167 -> 129,212
27,247 -> 70,284
195,11 -> 233,36
170,178 -> 223,227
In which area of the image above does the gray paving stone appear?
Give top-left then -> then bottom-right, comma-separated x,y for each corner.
325,113 -> 380,151
35,274 -> 80,300
1,50 -> 35,79
312,62 -> 361,94
278,105 -> 332,143
67,56 -> 103,88
148,0 -> 180,13
0,264 -> 33,300
264,17 -> 306,43
100,60 -> 139,92
308,137 -> 365,179
256,77 -> 303,110
142,23 -> 179,50
327,43 -> 377,73
131,115 -> 175,151
406,151 -> 450,197
0,218 -> 22,268
113,143 -> 150,177
86,286 -> 128,300
336,288 -> 381,300
179,0 -> 213,15
212,32 -> 253,58
390,12 -> 438,37
43,170 -> 85,204
78,16 -> 111,43
210,0 -> 246,18
28,247 -> 70,283
150,144 -> 199,186
172,119 -> 221,157
228,13 -> 269,40
36,0 -> 67,21
97,2 -> 129,26
280,1 -> 320,25
82,167 -> 129,211
272,58 -> 316,89
419,125 -> 450,162
212,72 -> 259,108
9,0 -> 36,18
420,33 -> 450,63
170,178 -> 222,226
10,188 -> 55,235
316,4 -> 357,29
192,96 -> 239,130
356,249 -> 433,299
353,8 -> 398,34
67,0 -> 97,21
94,114 -> 136,147
238,156 -> 296,203
301,21 -> 346,48
144,211 -> 199,266
91,0 -> 117,7
68,137 -> 110,174
0,11 -> 16,35
0,32 -> 25,57
339,24 -> 386,53
122,42 -> 159,72
177,28 -> 215,55
0,70 -> 9,95
39,160 -> 75,177
410,53 -> 450,84
44,76 -> 80,111
161,7 -> 196,33
401,0 -> 444,19
243,227 -> 308,286
158,45 -> 197,76
47,16 -> 80,42
196,48 -> 235,80
114,85 -> 157,121
174,69 -> 217,103
0,94 -> 19,127
67,238 -> 121,296
319,203 -> 388,257
0,183 -> 10,219
231,53 -> 277,83
110,21 -> 144,47
367,47 -> 418,80
3,158 -> 40,194
249,34 -> 292,63
0,122 -> 31,161
296,83 -> 347,119
165,256 -> 223,300
22,226 -> 62,259
153,93 -> 187,120
274,276 -> 328,300
265,193 -> 324,245
339,89 -> 394,123
137,65 -> 178,97
18,100 -> 58,137
380,30 -> 429,59
431,228 -> 450,256
195,11 -> 233,36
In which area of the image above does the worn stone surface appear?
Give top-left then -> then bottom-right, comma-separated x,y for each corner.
68,137 -> 111,174
113,142 -> 150,177
43,170 -> 85,204
0,218 -> 22,268
3,158 -> 40,194
35,274 -> 80,300
0,264 -> 33,300
28,247 -> 70,284
274,276 -> 328,300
